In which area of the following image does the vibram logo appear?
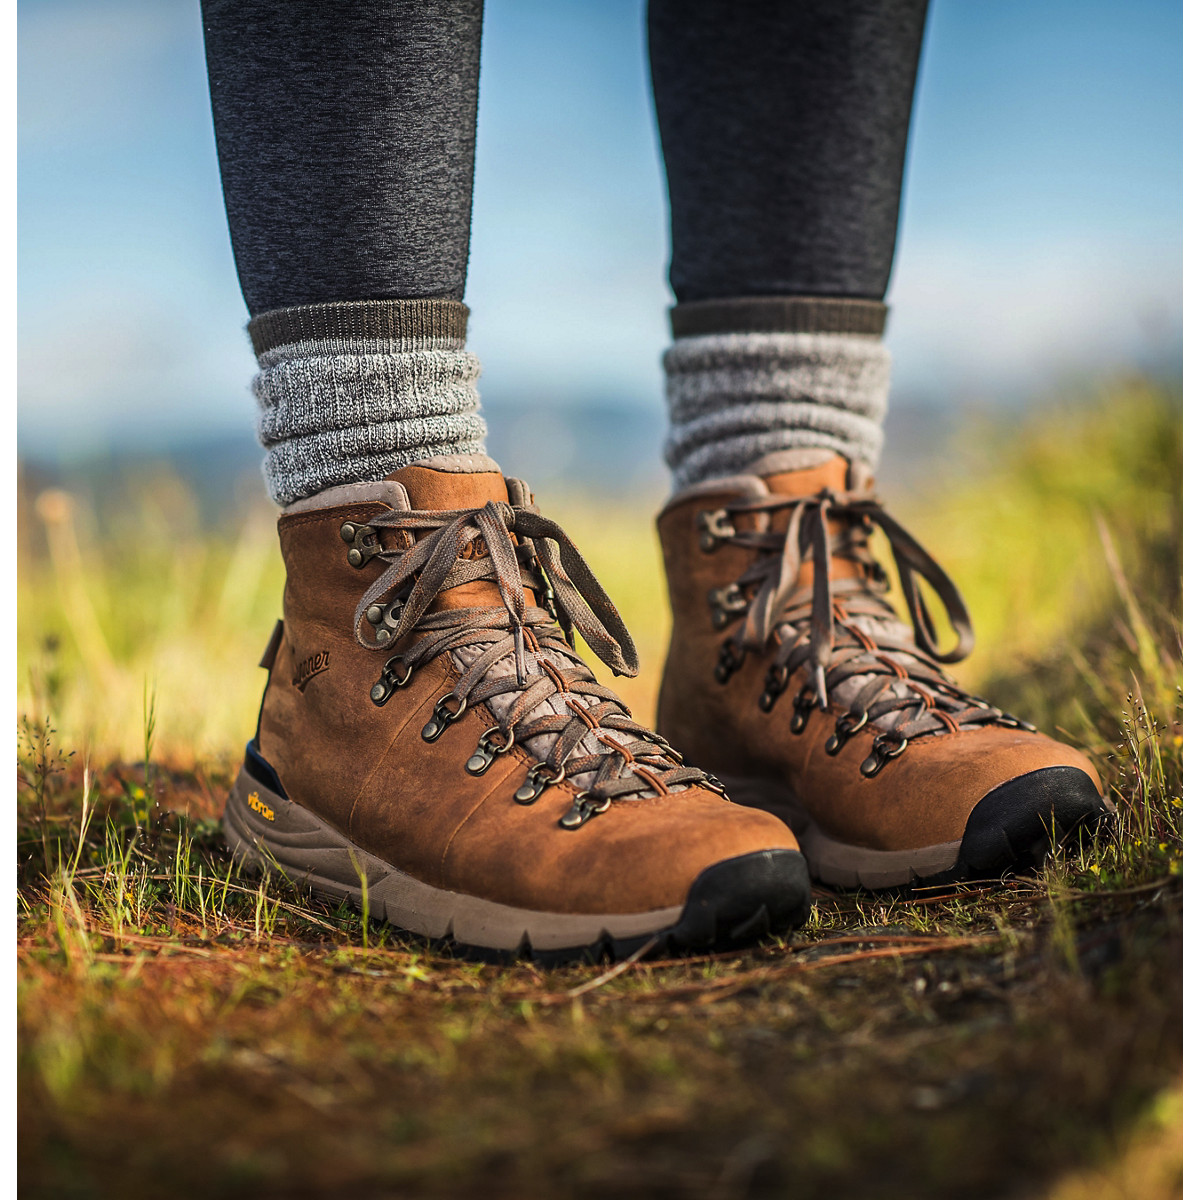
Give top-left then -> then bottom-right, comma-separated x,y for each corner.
246,791 -> 275,822
292,649 -> 330,692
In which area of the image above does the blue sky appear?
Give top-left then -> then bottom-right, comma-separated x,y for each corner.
18,0 -> 1182,459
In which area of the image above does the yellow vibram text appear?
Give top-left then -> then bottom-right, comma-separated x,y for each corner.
247,791 -> 275,822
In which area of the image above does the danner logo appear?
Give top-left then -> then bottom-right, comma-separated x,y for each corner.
292,649 -> 330,692
246,791 -> 275,822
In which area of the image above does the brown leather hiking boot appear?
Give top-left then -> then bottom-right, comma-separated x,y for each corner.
223,455 -> 810,959
656,449 -> 1112,890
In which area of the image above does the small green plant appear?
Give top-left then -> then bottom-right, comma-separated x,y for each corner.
18,717 -> 73,877
349,850 -> 372,950
142,678 -> 157,796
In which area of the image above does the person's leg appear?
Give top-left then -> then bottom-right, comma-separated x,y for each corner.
650,1 -> 1110,889
202,0 -> 487,505
204,0 -> 812,957
648,0 -> 926,490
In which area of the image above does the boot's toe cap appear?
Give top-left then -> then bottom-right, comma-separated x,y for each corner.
958,763 -> 1112,876
668,846 -> 812,949
837,727 -> 1104,852
602,792 -> 812,943
615,789 -> 804,908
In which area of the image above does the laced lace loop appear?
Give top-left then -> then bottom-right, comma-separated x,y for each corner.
346,495 -> 710,823
703,485 -> 1018,771
352,499 -> 639,676
731,488 -> 974,676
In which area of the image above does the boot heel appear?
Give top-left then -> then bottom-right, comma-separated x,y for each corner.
222,764 -> 289,871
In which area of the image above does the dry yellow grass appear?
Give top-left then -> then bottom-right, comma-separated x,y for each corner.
17,379 -> 1179,766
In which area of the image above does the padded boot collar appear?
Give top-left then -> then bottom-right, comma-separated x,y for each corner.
661,450 -> 874,517
280,454 -> 506,517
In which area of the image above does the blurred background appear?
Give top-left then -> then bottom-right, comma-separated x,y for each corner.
17,0 -> 1182,762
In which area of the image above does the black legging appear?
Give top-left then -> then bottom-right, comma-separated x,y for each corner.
201,0 -> 928,317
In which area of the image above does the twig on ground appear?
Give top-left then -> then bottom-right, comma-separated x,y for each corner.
565,934 -> 662,999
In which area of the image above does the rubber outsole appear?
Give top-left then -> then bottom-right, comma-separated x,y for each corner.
223,747 -> 812,963
721,765 -> 1111,891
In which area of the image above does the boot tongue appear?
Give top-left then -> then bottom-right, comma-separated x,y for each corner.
761,453 -> 851,499
753,452 -> 865,585
386,460 -> 510,511
385,459 -> 527,612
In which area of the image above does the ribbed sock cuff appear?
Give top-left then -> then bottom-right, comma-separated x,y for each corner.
251,299 -> 487,506
249,298 -> 470,356
664,328 -> 890,491
670,296 -> 887,339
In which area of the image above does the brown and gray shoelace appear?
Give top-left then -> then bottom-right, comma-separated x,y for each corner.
349,498 -> 717,828
701,486 -> 1032,776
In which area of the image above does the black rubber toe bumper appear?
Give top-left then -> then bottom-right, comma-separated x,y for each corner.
948,765 -> 1110,881
530,848 -> 812,967
665,848 -> 812,952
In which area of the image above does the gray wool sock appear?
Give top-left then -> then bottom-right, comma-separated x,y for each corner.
249,298 -> 488,506
663,297 -> 890,491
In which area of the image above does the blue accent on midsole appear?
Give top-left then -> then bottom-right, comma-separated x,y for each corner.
244,739 -> 289,800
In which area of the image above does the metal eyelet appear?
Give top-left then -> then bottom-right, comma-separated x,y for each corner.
465,727 -> 515,775
421,693 -> 468,742
860,735 -> 909,777
340,521 -> 382,569
825,710 -> 869,756
707,582 -> 748,630
559,790 -> 612,829
370,657 -> 413,706
365,595 -> 406,645
514,762 -> 566,805
714,638 -> 745,685
758,664 -> 789,713
696,508 -> 735,553
700,773 -> 728,797
790,693 -> 817,735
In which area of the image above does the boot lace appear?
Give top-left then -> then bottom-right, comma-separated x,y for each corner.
347,497 -> 718,828
700,486 -> 1034,777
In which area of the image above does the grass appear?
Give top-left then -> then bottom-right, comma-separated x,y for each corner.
16,380 -> 1182,1198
